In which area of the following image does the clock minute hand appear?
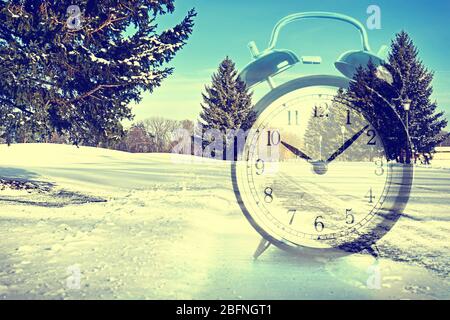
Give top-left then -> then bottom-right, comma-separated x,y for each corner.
281,141 -> 313,162
326,125 -> 370,163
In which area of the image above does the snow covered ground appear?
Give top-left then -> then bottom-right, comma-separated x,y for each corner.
0,144 -> 448,299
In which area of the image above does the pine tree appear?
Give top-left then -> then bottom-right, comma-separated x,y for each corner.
199,57 -> 256,159
303,101 -> 375,161
388,31 -> 448,156
303,103 -> 342,160
0,1 -> 196,145
334,61 -> 405,162
335,31 -> 448,161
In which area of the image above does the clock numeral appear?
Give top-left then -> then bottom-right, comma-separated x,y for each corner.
345,209 -> 355,224
347,110 -> 352,126
264,187 -> 273,203
287,209 -> 297,225
313,103 -> 330,118
313,105 -> 325,118
346,110 -> 352,125
365,188 -> 375,203
314,216 -> 324,232
367,129 -> 377,145
374,158 -> 384,176
255,159 -> 265,175
288,110 -> 299,125
267,130 -> 280,146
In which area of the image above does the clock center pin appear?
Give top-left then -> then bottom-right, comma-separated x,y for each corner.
311,160 -> 328,175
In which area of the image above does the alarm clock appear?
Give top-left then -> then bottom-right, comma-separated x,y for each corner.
232,12 -> 413,259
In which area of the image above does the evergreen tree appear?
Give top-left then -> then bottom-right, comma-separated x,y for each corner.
334,61 -> 405,162
199,57 -> 256,159
0,1 -> 196,145
387,31 -> 448,156
200,57 -> 255,132
335,31 -> 448,161
303,103 -> 342,160
303,102 -> 374,161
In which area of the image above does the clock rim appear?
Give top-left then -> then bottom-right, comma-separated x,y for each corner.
231,75 -> 414,257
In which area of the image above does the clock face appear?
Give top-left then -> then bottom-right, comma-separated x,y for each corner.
235,86 -> 392,250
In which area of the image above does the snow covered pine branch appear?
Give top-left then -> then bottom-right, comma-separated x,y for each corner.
0,1 -> 196,145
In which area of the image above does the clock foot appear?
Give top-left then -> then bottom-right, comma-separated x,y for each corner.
366,244 -> 381,259
253,238 -> 271,260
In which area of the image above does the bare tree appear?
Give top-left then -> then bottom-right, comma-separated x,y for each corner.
140,117 -> 180,153
180,119 -> 195,133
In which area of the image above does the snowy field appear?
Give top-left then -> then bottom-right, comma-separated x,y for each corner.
0,144 -> 449,299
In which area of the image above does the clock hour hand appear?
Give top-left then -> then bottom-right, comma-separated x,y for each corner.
326,125 -> 370,163
281,141 -> 313,162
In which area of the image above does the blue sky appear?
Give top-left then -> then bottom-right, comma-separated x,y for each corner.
130,0 -> 450,126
